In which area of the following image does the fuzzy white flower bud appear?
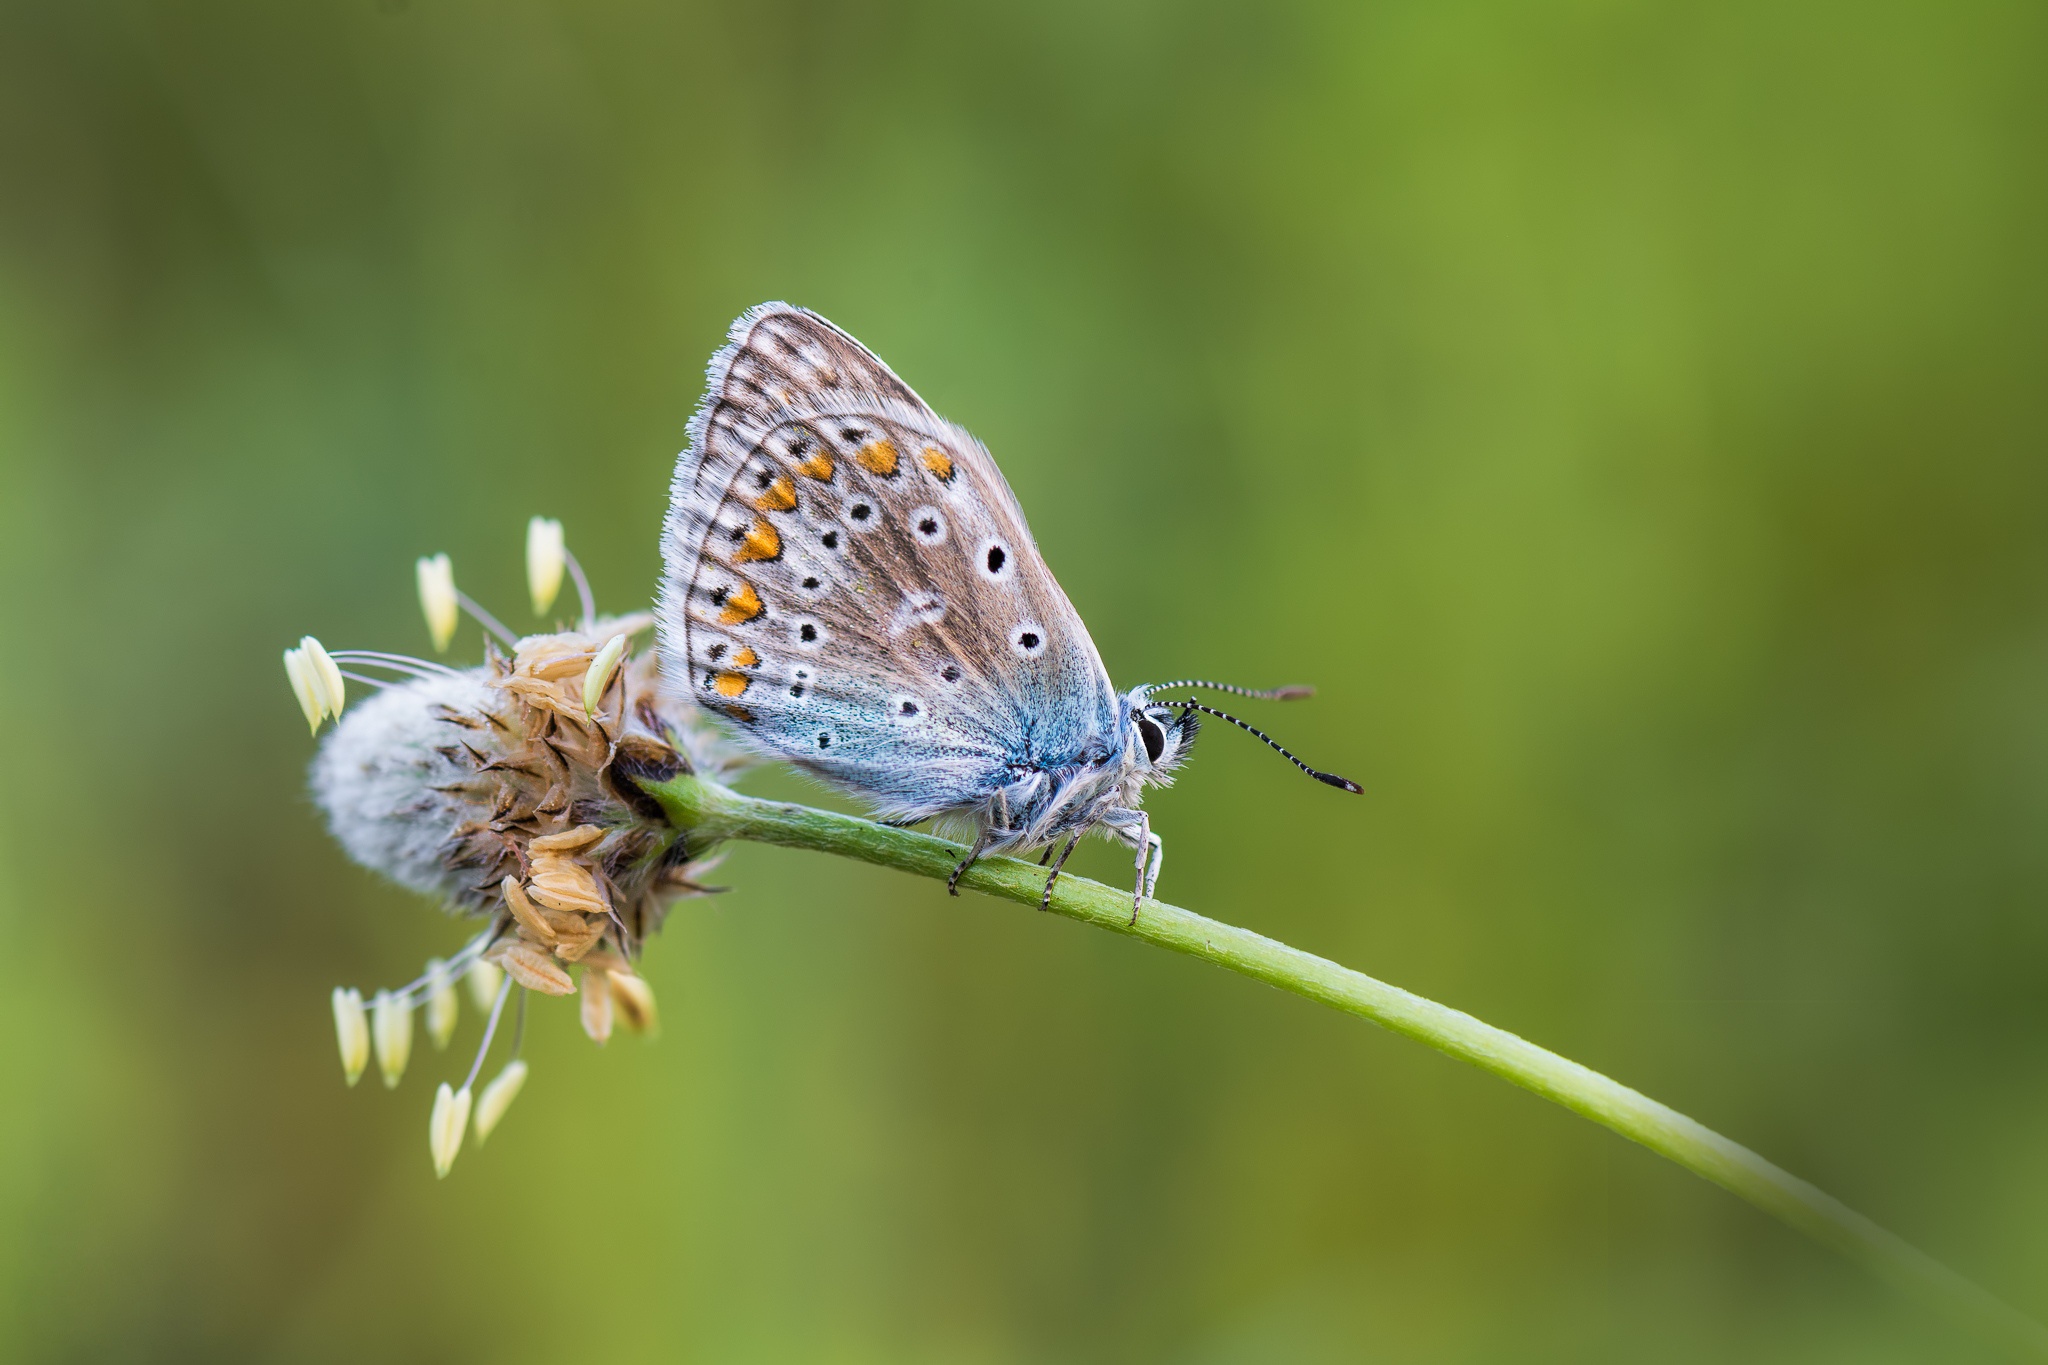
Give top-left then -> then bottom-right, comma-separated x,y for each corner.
429,1082 -> 472,1178
424,959 -> 459,1050
583,633 -> 627,718
527,517 -> 566,615
331,987 -> 370,1086
416,553 -> 459,653
472,1059 -> 529,1144
371,989 -> 414,1088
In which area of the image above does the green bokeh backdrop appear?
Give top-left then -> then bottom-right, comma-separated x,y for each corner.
4,2 -> 2047,1360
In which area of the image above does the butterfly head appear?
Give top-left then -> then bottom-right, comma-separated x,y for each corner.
1122,692 -> 1201,782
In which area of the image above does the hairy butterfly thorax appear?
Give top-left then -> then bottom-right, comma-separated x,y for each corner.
658,304 -> 1360,918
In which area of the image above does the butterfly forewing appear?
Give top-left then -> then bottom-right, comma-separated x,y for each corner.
659,304 -> 1119,819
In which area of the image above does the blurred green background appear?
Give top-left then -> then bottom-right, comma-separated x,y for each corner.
4,1 -> 2047,1360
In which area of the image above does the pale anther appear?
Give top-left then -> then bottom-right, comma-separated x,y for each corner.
286,648 -> 323,734
331,987 -> 370,1086
472,1059 -> 528,1144
583,633 -> 627,717
425,958 -> 459,1050
527,517 -> 566,615
429,1082 -> 472,1179
416,553 -> 459,653
371,989 -> 414,1088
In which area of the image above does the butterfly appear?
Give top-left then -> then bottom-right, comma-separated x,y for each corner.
657,303 -> 1359,919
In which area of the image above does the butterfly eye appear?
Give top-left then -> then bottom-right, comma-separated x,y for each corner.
1010,623 -> 1046,659
909,505 -> 947,545
1137,715 -> 1167,764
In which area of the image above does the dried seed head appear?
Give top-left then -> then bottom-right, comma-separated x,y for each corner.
311,622 -> 737,951
425,959 -> 459,1050
429,1082 -> 472,1178
527,517 -> 566,615
372,989 -> 413,1088
332,987 -> 370,1086
416,553 -> 459,652
306,537 -> 747,1177
473,1060 -> 529,1144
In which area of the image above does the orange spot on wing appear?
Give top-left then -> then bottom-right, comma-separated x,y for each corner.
712,671 -> 750,698
754,475 -> 797,512
856,439 -> 899,476
796,449 -> 835,481
732,647 -> 759,668
736,519 -> 782,563
717,582 -> 763,625
920,445 -> 953,481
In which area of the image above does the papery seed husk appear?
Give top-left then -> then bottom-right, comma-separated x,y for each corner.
501,876 -> 558,945
489,940 -> 575,995
529,825 -> 605,855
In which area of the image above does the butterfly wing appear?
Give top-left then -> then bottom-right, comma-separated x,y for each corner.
658,303 -> 1120,820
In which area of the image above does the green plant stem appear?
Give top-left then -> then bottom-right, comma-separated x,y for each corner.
643,773 -> 2047,1358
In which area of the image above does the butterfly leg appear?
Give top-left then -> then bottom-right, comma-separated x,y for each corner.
1039,832 -> 1083,911
947,833 -> 990,897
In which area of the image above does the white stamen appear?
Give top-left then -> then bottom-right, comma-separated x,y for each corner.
285,648 -> 323,734
424,958 -> 459,1050
416,554 -> 459,652
331,987 -> 369,1086
371,989 -> 413,1088
300,636 -> 346,720
472,1059 -> 528,1144
429,1082 -> 472,1178
583,634 -> 627,717
527,517 -> 566,615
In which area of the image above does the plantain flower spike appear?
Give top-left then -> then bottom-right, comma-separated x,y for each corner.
416,553 -> 459,652
464,959 -> 503,1014
583,633 -> 627,718
305,542 -> 746,1171
285,647 -> 324,734
472,1060 -> 529,1144
527,517 -> 566,615
301,636 -> 346,721
424,959 -> 459,1050
429,1082 -> 472,1178
332,987 -> 370,1086
371,989 -> 414,1088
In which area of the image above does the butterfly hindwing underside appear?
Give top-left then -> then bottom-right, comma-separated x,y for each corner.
659,303 -> 1119,819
